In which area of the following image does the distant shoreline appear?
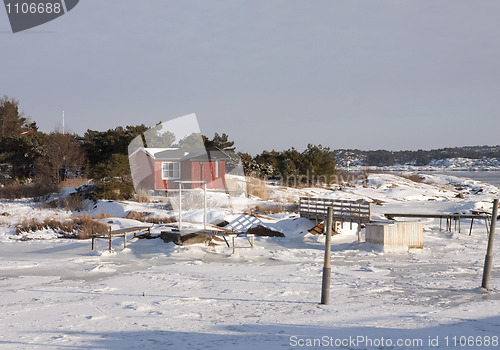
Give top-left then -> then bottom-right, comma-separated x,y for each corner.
347,165 -> 500,172
343,166 -> 500,188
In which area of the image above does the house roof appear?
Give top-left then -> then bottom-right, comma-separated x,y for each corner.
187,147 -> 232,161
153,148 -> 189,160
131,147 -> 231,161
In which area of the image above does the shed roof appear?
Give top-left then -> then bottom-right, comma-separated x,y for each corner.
187,148 -> 232,161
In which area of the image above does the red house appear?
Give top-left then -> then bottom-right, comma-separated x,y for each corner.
129,147 -> 231,193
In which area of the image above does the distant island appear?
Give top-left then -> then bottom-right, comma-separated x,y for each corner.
335,145 -> 500,170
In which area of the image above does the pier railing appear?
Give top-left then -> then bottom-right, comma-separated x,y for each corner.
299,197 -> 372,223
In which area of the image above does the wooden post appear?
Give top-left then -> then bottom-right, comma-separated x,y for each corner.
178,182 -> 182,232
321,207 -> 333,305
124,233 -> 127,249
91,224 -> 94,250
469,218 -> 474,236
349,203 -> 352,230
340,202 -> 344,229
482,199 -> 499,290
203,181 -> 207,231
108,227 -> 112,252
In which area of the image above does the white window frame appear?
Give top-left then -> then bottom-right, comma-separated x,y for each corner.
162,161 -> 181,180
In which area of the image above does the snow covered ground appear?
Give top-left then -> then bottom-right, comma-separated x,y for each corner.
1,173 -> 500,349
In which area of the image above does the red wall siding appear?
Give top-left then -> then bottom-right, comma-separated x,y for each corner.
181,162 -> 192,187
154,161 -> 163,189
192,161 -> 226,189
129,151 -> 155,191
154,160 -> 226,190
153,160 -> 189,190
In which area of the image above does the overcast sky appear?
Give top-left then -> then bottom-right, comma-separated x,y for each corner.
2,0 -> 499,154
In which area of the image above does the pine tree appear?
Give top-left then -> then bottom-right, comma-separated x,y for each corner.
0,96 -> 32,138
0,96 -> 40,180
203,133 -> 235,152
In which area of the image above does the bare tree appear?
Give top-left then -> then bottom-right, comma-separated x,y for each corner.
36,132 -> 85,184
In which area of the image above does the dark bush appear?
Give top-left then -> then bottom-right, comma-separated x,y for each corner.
0,181 -> 58,200
77,180 -> 135,201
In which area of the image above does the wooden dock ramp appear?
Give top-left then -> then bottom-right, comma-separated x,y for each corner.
299,197 -> 372,240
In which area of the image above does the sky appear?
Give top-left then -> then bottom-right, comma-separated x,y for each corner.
1,0 -> 500,155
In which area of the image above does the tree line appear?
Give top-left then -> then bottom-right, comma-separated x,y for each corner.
0,96 -> 338,199
6,95 -> 497,199
5,96 -> 500,199
336,146 -> 500,167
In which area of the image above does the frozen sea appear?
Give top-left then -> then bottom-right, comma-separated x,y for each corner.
437,171 -> 500,188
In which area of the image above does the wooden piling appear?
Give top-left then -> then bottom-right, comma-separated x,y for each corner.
482,199 -> 499,290
179,183 -> 182,232
108,227 -> 112,252
349,203 -> 353,230
321,207 -> 333,305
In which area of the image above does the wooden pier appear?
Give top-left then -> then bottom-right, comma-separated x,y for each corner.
91,226 -> 152,252
300,196 -> 495,236
384,213 -> 493,235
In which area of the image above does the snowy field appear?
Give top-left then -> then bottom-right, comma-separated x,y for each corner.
1,173 -> 500,349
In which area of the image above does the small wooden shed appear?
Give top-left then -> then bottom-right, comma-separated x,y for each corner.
365,221 -> 423,249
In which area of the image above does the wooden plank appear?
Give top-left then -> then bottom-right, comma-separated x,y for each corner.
105,226 -> 152,235
91,226 -> 152,238
308,222 -> 340,236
